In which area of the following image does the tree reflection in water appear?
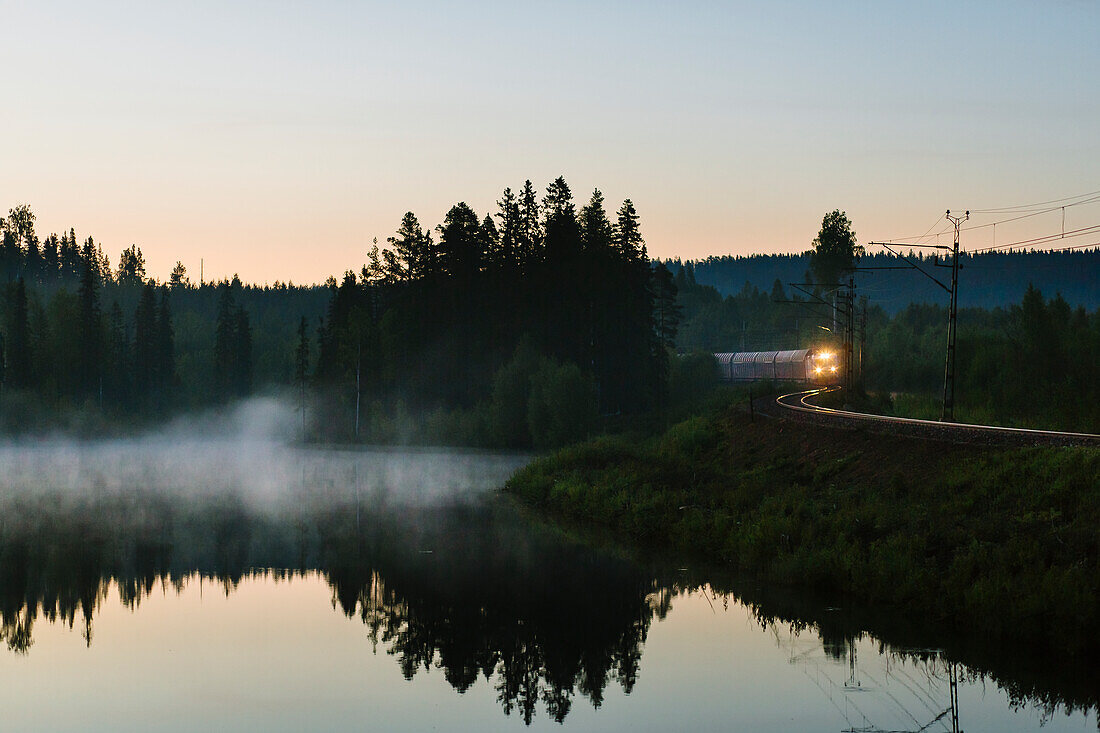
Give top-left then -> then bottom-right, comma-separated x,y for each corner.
0,487 -> 1096,726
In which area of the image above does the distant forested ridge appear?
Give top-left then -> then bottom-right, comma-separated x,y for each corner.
0,180 -> 676,445
668,250 -> 1100,313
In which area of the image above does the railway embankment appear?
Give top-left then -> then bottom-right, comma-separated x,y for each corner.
505,396 -> 1100,656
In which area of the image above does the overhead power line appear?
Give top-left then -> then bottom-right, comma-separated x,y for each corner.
874,191 -> 1100,243
966,223 -> 1100,254
958,194 -> 1100,233
968,187 -> 1100,213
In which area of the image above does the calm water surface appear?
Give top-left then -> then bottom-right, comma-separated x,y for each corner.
0,437 -> 1095,732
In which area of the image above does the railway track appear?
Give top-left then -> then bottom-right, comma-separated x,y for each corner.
761,387 -> 1100,448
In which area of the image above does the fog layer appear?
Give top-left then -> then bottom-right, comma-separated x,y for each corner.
0,397 -> 529,507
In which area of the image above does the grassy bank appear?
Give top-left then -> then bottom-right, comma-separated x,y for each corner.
505,396 -> 1100,656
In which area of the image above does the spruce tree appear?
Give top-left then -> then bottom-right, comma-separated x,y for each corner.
156,287 -> 176,410
133,282 -> 158,409
8,277 -> 31,387
295,315 -> 310,436
495,187 -> 522,272
106,301 -> 129,407
214,280 -> 238,400
77,255 -> 104,403
234,306 -> 252,397
0,230 -> 19,282
519,180 -> 542,265
60,229 -> 81,282
42,234 -> 60,283
480,214 -> 500,268
652,263 -> 681,350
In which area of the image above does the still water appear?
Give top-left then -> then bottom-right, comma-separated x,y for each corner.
0,437 -> 1095,732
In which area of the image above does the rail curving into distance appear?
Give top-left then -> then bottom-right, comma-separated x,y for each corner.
774,387 -> 1100,446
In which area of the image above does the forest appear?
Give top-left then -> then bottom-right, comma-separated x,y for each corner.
673,262 -> 1100,432
3,195 -> 1097,440
670,249 -> 1100,313
0,179 -> 678,446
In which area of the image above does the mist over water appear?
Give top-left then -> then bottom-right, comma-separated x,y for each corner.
0,396 -> 529,508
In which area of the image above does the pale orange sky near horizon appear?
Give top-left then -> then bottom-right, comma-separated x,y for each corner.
3,1 -> 1098,285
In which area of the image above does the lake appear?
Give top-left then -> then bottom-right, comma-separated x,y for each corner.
0,436 -> 1095,732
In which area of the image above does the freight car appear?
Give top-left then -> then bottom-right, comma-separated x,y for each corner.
714,349 -> 838,384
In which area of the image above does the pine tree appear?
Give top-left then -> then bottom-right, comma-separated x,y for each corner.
169,262 -> 189,288
117,245 -> 146,287
387,212 -> 433,282
437,203 -> 482,281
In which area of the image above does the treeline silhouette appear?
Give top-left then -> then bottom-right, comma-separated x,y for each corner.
308,178 -> 674,446
1,180 -> 676,445
669,249 -> 1100,313
0,205 -> 329,427
0,488 -> 1095,724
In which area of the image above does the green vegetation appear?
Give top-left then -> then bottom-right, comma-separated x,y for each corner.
863,286 -> 1100,432
673,259 -> 1100,433
506,393 -> 1100,656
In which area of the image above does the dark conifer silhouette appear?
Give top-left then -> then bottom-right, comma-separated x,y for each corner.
76,255 -> 103,403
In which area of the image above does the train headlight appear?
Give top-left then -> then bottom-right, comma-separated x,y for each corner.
830,365 -> 837,373
819,351 -> 833,360
814,366 -> 822,374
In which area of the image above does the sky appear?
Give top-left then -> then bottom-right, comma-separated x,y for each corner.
2,0 -> 1098,285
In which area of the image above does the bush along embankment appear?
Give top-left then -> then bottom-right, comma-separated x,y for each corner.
505,397 -> 1100,657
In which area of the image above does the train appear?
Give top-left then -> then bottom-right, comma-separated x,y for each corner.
714,348 -> 839,384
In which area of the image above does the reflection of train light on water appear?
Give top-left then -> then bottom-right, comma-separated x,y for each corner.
714,348 -> 840,385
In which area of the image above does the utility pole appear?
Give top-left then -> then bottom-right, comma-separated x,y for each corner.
846,275 -> 855,393
942,210 -> 968,421
867,224 -> 962,422
354,340 -> 361,440
853,294 -> 862,383
948,662 -> 961,733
